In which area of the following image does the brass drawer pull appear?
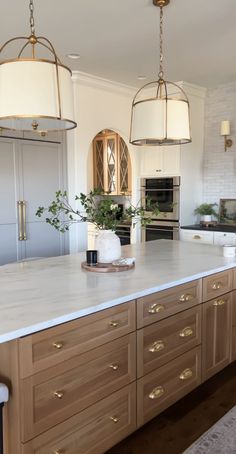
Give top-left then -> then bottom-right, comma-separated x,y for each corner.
179,368 -> 193,380
211,282 -> 223,290
110,416 -> 119,423
193,235 -> 201,240
213,299 -> 226,307
148,303 -> 164,314
53,450 -> 64,454
148,340 -> 165,353
109,363 -> 119,371
149,385 -> 165,400
54,390 -> 64,399
109,320 -> 119,328
53,342 -> 64,350
179,293 -> 193,303
179,327 -> 193,338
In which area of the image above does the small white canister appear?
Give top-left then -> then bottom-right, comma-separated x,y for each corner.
223,244 -> 236,258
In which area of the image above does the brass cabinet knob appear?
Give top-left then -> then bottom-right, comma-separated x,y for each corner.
149,385 -> 165,400
109,364 -> 119,371
148,303 -> 164,314
179,327 -> 193,338
211,282 -> 222,290
53,450 -> 64,454
179,368 -> 193,380
52,342 -> 64,350
193,235 -> 201,240
148,340 -> 165,353
53,390 -> 64,399
179,293 -> 193,303
213,299 -> 226,307
109,320 -> 119,328
110,416 -> 119,423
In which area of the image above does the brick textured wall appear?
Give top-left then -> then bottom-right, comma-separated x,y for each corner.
203,82 -> 236,208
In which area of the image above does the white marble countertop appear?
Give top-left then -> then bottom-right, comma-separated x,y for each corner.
0,240 -> 235,344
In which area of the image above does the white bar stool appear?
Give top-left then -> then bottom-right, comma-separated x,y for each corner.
0,384 -> 9,454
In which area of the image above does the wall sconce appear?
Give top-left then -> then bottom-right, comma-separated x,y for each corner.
220,121 -> 233,152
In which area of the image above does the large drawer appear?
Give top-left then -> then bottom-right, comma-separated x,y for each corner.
21,383 -> 136,454
137,280 -> 202,328
20,333 -> 136,442
19,301 -> 136,378
137,346 -> 201,426
202,270 -> 233,302
137,305 -> 202,377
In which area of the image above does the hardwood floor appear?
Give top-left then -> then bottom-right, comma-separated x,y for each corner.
107,361 -> 236,454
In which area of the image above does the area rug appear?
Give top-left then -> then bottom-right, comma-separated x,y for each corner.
183,406 -> 236,453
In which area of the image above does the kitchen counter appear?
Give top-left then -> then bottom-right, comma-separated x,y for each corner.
181,224 -> 236,232
0,240 -> 236,344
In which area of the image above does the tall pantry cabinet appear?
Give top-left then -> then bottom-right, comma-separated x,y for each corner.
0,132 -> 68,265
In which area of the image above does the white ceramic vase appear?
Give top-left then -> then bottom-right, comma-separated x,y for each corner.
201,215 -> 212,223
95,230 -> 121,264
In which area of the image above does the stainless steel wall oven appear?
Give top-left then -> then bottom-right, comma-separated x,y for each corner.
141,177 -> 180,242
140,176 -> 180,221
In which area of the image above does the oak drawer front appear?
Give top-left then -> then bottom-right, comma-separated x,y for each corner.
232,327 -> 236,362
137,306 -> 202,378
137,280 -> 201,328
20,333 -> 136,442
233,291 -> 236,326
19,301 -> 136,378
202,270 -> 233,302
21,383 -> 136,454
137,346 -> 201,427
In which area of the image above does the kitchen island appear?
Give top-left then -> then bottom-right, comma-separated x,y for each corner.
0,240 -> 236,454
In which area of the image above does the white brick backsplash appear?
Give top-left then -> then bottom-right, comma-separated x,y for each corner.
203,82 -> 236,208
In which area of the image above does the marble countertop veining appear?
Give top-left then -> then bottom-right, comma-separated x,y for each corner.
0,240 -> 235,344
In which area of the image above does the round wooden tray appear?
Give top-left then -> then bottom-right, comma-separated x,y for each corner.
81,261 -> 135,273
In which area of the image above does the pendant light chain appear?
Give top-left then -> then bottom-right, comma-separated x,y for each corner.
158,5 -> 164,80
29,0 -> 35,36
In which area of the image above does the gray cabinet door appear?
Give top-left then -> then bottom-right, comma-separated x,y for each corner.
0,135 -> 68,265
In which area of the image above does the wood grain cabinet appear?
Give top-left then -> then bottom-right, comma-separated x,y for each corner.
232,291 -> 236,361
202,292 -> 232,381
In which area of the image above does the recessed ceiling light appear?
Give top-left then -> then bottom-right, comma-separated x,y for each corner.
67,53 -> 81,60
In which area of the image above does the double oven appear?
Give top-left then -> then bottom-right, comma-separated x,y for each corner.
141,177 -> 180,242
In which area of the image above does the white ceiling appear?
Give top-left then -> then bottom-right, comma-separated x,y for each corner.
1,0 -> 236,89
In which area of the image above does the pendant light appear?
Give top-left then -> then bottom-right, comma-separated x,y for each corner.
0,0 -> 77,132
130,0 -> 191,146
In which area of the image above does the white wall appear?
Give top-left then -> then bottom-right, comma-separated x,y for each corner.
67,72 -> 140,253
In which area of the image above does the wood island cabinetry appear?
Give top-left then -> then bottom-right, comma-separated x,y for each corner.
1,268 -> 236,454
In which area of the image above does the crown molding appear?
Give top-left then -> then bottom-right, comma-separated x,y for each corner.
177,81 -> 207,99
72,71 -> 136,97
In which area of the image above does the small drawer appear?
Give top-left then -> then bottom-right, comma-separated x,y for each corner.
202,270 -> 233,302
20,333 -> 136,442
137,305 -> 201,378
137,280 -> 202,328
137,346 -> 201,426
19,301 -> 136,378
21,383 -> 136,454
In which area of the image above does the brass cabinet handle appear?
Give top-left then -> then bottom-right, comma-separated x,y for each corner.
53,450 -> 64,454
22,200 -> 27,240
211,282 -> 223,290
17,201 -> 27,241
52,342 -> 64,350
179,327 -> 193,338
193,235 -> 201,240
179,368 -> 193,380
54,391 -> 64,399
110,416 -> 119,423
109,320 -> 119,328
148,340 -> 165,353
213,299 -> 226,307
109,363 -> 119,371
148,303 -> 165,314
179,293 -> 193,303
149,385 -> 165,400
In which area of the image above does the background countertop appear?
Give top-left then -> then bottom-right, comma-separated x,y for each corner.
0,240 -> 235,344
181,224 -> 236,232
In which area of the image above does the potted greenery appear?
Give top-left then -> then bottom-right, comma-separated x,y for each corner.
36,189 -> 159,263
194,203 -> 218,223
